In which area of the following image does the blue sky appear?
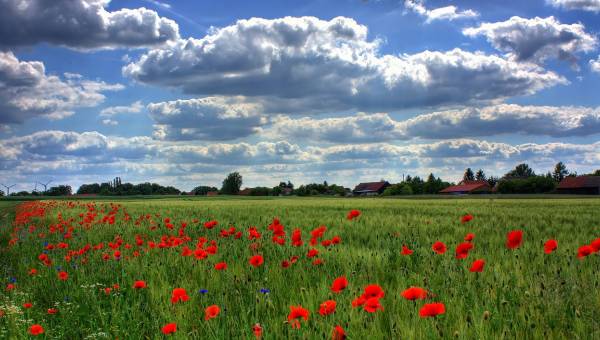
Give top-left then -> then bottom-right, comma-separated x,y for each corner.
1,0 -> 599,192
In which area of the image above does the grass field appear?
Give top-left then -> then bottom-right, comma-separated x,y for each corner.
1,197 -> 599,339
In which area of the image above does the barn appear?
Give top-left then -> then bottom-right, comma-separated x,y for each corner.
352,181 -> 390,196
556,176 -> 600,195
439,180 -> 491,195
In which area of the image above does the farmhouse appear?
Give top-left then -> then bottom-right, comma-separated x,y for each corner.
556,176 -> 600,195
238,188 -> 252,196
206,191 -> 219,196
352,181 -> 390,196
439,180 -> 491,195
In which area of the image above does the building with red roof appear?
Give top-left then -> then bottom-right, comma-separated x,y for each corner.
352,181 -> 390,196
439,180 -> 491,195
556,176 -> 600,195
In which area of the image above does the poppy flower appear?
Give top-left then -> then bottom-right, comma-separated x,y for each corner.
332,325 -> 346,340
363,297 -> 383,313
347,209 -> 361,220
312,258 -> 324,266
319,300 -> 337,316
401,245 -> 413,255
133,280 -> 147,289
577,245 -> 593,258
214,262 -> 227,270
47,308 -> 58,315
57,271 -> 68,281
455,242 -> 474,259
432,241 -> 447,254
6,283 -> 15,291
544,239 -> 558,254
171,288 -> 189,304
363,284 -> 385,299
161,323 -> 177,335
205,305 -> 220,320
307,248 -> 319,258
252,323 -> 263,338
401,287 -> 428,300
23,302 -> 32,309
461,214 -> 473,224
464,233 -> 475,242
331,276 -> 348,293
469,259 -> 485,272
590,238 -> 600,252
419,302 -> 446,318
287,305 -> 309,329
506,230 -> 523,249
351,296 -> 366,307
204,220 -> 218,229
249,255 -> 264,267
29,324 -> 44,336
28,268 -> 37,276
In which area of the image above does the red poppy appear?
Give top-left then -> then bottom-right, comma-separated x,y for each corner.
506,230 -> 523,249
133,280 -> 147,289
23,302 -> 32,309
351,296 -> 366,307
6,283 -> 15,291
319,300 -> 337,316
28,268 -> 37,276
287,305 -> 309,329
331,276 -> 348,293
252,323 -> 263,338
29,324 -> 44,336
214,262 -> 227,270
401,245 -> 413,255
432,241 -> 447,254
312,258 -> 323,266
332,325 -> 346,340
57,271 -> 68,281
281,260 -> 290,268
363,297 -> 383,313
544,239 -> 558,254
171,288 -> 189,304
161,323 -> 177,335
590,238 -> 600,252
455,242 -> 474,259
461,214 -> 473,224
363,284 -> 385,299
419,302 -> 446,318
204,220 -> 218,229
469,259 -> 485,272
47,308 -> 58,315
205,305 -> 220,320
578,245 -> 593,258
249,255 -> 264,267
400,287 -> 428,300
464,233 -> 475,242
307,248 -> 319,258
347,209 -> 361,220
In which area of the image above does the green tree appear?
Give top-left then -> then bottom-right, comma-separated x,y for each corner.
192,186 -> 218,195
0,190 -> 4,197
505,163 -> 535,178
463,168 -> 475,182
475,169 -> 486,181
221,172 -> 243,195
552,162 -> 569,182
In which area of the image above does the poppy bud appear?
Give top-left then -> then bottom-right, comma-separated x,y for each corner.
483,311 -> 490,320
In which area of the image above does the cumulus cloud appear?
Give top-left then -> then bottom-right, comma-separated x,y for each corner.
147,97 -> 268,141
124,16 -> 565,112
591,56 -> 600,73
0,51 -> 123,125
404,0 -> 479,23
0,0 -> 179,50
268,104 -> 600,142
463,16 -> 597,65
100,101 -> 144,116
547,0 -> 600,12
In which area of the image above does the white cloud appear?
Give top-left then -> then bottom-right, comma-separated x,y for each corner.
404,0 -> 479,23
143,0 -> 171,9
0,0 -> 179,50
267,104 -> 600,142
102,119 -> 118,126
591,56 -> 600,73
100,101 -> 144,116
124,16 -> 565,112
463,16 -> 597,66
147,97 -> 268,141
0,51 -> 124,125
547,0 -> 600,12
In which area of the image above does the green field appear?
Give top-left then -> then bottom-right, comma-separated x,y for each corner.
1,197 -> 599,339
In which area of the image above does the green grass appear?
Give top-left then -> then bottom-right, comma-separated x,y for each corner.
1,197 -> 599,339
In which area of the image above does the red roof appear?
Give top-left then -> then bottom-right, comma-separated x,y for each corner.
557,176 -> 600,189
353,181 -> 389,193
440,181 -> 490,193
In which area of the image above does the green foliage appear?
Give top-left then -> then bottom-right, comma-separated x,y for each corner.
191,186 -> 219,196
505,163 -> 536,178
463,168 -> 475,181
295,182 -> 348,196
76,181 -> 180,195
496,176 -> 556,194
552,162 -> 569,182
220,172 -> 243,195
45,185 -> 72,196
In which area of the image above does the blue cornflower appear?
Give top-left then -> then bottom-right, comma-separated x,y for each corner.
199,289 -> 208,294
9,277 -> 17,283
259,288 -> 270,294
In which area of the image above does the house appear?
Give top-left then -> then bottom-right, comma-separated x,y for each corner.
439,180 -> 491,195
238,188 -> 252,196
556,176 -> 600,195
206,191 -> 219,196
352,181 -> 390,196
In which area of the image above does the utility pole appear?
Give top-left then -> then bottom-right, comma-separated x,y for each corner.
1,183 -> 16,196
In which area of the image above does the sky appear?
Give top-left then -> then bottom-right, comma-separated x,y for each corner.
1,0 -> 600,192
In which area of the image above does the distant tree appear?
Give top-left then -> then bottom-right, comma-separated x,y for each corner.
383,183 -> 413,196
192,186 -> 218,195
46,185 -> 72,196
249,187 -> 272,196
475,169 -> 486,181
487,176 -> 499,188
496,176 -> 555,194
463,168 -> 475,182
591,169 -> 600,176
505,163 -> 535,178
221,172 -> 243,195
0,190 -> 4,197
552,162 -> 569,182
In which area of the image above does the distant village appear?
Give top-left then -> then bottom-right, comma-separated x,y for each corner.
2,162 -> 599,198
